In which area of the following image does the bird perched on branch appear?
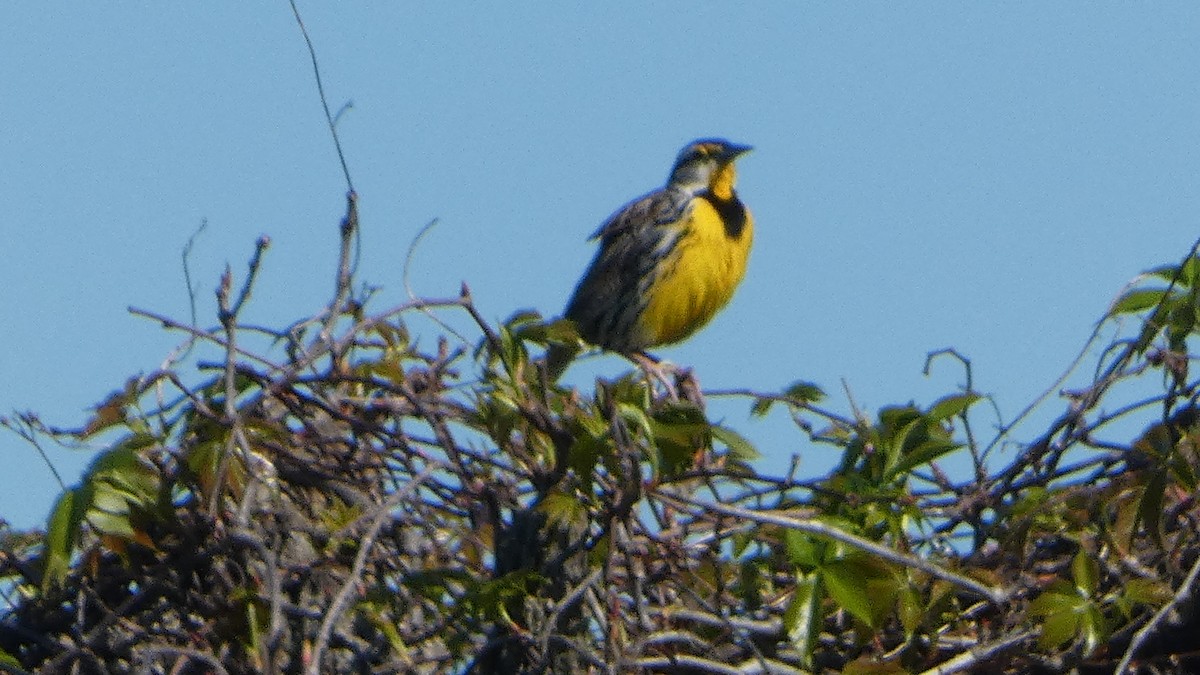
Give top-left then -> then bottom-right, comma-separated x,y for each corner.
547,138 -> 754,390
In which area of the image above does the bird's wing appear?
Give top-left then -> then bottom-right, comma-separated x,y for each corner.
564,187 -> 695,352
588,187 -> 694,241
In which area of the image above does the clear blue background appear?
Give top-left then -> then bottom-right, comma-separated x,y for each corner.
3,5 -> 1198,529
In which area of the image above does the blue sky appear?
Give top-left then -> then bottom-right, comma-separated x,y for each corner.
3,5 -> 1199,529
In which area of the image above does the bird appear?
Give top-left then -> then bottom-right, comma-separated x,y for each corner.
546,138 -> 754,389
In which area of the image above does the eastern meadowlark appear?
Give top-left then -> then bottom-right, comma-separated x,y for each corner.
547,138 -> 754,383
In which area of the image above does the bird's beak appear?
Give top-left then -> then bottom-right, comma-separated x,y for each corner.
723,143 -> 753,161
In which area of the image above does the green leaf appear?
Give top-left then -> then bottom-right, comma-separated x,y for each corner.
371,320 -> 410,351
1009,486 -> 1050,519
1109,288 -> 1170,316
1029,580 -> 1091,649
87,445 -> 159,505
461,570 -> 544,623
784,529 -> 824,569
505,309 -> 545,336
648,403 -> 710,477
603,374 -> 652,409
878,406 -> 922,435
731,531 -> 753,558
43,488 -> 85,591
784,381 -> 825,404
1184,255 -> 1200,288
496,324 -> 523,372
1161,254 -> 1200,288
0,648 -> 32,675
896,582 -> 924,635
1169,443 -> 1199,491
616,403 -> 654,443
1080,604 -> 1108,656
1071,550 -> 1099,596
889,438 -> 961,478
1134,302 -> 1173,353
565,423 -> 605,492
1034,603 -> 1081,650
650,401 -> 709,429
1147,263 -> 1181,282
782,570 -> 823,669
537,491 -> 585,530
1136,470 -> 1168,549
89,484 -> 135,517
735,560 -> 764,611
750,397 -> 774,417
86,509 -> 136,539
401,568 -> 473,602
711,425 -> 760,461
823,556 -> 896,629
185,439 -> 223,494
1168,301 -> 1196,350
542,317 -> 581,344
358,597 -> 411,662
244,590 -> 264,657
926,392 -> 980,422
511,311 -> 578,350
1121,578 -> 1172,608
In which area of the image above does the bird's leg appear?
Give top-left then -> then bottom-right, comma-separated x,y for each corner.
628,351 -> 679,401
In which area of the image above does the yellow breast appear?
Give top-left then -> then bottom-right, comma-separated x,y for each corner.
638,198 -> 753,346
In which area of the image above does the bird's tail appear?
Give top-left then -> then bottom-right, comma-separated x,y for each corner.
544,342 -> 582,382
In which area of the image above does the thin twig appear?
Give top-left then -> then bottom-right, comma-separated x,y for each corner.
307,465 -> 440,675
1115,552 -> 1200,674
288,0 -> 353,192
133,647 -> 232,675
177,216 -> 209,363
656,491 -> 1008,605
403,218 -> 471,345
630,654 -> 806,675
917,630 -> 1036,675
1,415 -> 67,491
209,237 -> 270,516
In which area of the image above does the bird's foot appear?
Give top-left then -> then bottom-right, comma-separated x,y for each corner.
629,352 -> 678,400
628,352 -> 705,407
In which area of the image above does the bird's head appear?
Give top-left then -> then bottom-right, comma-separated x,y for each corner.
667,139 -> 753,199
